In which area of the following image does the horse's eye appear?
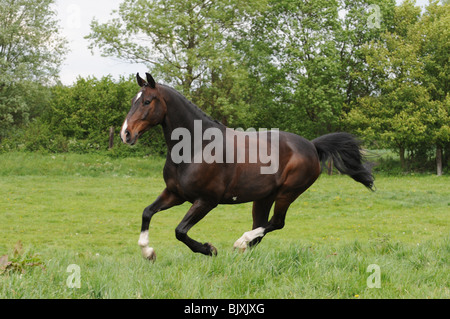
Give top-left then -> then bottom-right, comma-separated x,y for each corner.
144,100 -> 151,105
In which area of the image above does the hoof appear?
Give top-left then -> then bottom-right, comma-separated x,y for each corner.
233,245 -> 246,253
205,243 -> 218,256
233,238 -> 248,252
141,246 -> 156,262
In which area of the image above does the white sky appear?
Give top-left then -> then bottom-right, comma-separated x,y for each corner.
54,0 -> 432,85
54,0 -> 147,85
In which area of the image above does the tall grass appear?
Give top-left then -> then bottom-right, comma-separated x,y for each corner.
0,152 -> 449,298
1,238 -> 448,299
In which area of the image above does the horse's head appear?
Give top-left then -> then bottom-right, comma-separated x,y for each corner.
120,73 -> 167,145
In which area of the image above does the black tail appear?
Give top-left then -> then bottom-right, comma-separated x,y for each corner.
312,133 -> 375,191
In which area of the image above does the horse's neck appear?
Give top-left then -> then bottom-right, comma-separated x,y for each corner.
160,86 -> 224,149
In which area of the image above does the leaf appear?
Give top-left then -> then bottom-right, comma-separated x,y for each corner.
0,255 -> 12,274
13,241 -> 23,258
0,255 -> 9,267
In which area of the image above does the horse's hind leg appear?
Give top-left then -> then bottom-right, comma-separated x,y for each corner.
175,199 -> 218,256
234,188 -> 307,251
263,195 -> 295,235
233,196 -> 275,251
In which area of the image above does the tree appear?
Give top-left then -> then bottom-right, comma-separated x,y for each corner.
337,0 -> 396,106
239,0 -> 396,138
86,0 -> 264,127
346,0 -> 449,174
0,0 -> 67,139
412,0 -> 450,175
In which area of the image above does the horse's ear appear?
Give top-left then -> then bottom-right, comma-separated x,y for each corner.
146,73 -> 156,89
136,73 -> 146,87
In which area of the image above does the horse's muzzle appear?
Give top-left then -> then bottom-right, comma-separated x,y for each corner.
120,129 -> 135,145
125,130 -> 131,144
126,130 -> 140,145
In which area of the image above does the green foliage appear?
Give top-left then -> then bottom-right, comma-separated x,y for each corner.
86,0 -> 264,127
46,76 -> 133,140
345,0 -> 450,171
0,76 -> 166,155
0,241 -> 44,275
0,0 -> 67,138
1,0 -> 448,174
236,0 -> 397,138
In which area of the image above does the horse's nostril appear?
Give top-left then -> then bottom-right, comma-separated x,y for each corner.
125,130 -> 131,143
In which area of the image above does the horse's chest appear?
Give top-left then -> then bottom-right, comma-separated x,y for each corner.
162,164 -> 196,199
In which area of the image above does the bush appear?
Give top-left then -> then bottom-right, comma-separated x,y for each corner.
0,75 -> 168,157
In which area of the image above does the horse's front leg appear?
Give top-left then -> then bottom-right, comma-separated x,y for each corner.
138,188 -> 184,261
175,199 -> 218,256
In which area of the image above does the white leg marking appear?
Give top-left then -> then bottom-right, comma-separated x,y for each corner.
138,231 -> 155,260
233,227 -> 265,250
138,230 -> 149,247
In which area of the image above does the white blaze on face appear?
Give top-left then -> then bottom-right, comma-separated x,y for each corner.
121,91 -> 143,143
120,119 -> 128,143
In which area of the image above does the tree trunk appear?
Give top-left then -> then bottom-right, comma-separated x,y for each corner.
399,146 -> 405,171
109,127 -> 114,149
436,145 -> 443,176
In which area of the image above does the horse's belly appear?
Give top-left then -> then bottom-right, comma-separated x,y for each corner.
219,166 -> 279,204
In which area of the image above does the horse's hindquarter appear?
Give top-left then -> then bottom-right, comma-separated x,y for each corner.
279,132 -> 321,192
221,132 -> 320,203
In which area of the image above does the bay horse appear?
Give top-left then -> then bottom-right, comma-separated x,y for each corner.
121,73 -> 374,260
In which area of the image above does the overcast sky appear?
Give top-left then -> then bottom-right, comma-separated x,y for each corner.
54,0 -> 147,85
54,0 -> 432,85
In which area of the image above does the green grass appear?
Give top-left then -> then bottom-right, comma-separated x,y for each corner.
0,152 -> 449,298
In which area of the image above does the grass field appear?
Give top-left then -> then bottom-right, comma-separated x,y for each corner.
0,152 -> 449,299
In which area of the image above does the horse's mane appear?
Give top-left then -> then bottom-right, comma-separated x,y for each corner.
159,84 -> 224,128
